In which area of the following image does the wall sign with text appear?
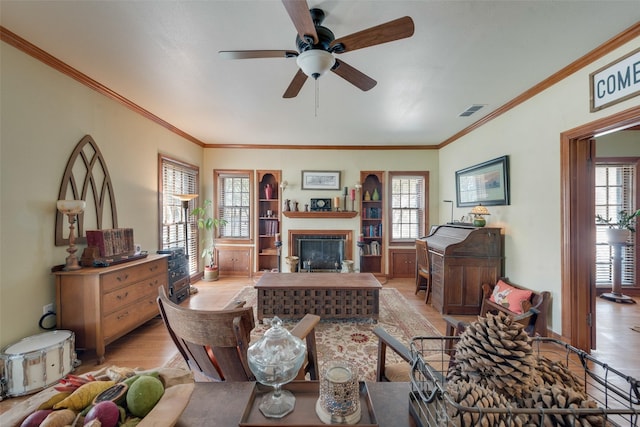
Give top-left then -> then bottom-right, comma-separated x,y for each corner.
590,47 -> 640,112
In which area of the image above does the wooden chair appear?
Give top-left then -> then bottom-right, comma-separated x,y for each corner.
415,239 -> 431,302
157,286 -> 320,382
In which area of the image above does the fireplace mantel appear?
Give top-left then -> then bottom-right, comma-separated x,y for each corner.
283,211 -> 357,219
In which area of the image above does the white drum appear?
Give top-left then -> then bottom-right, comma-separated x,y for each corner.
0,330 -> 76,397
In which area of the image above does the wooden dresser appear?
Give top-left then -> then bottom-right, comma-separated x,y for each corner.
423,225 -> 503,315
54,254 -> 168,363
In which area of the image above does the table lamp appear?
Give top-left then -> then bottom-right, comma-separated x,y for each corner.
470,204 -> 490,227
57,199 -> 86,270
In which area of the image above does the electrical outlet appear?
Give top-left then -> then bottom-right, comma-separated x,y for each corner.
43,303 -> 54,315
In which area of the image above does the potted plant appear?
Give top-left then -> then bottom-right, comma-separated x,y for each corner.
191,199 -> 227,281
596,209 -> 640,244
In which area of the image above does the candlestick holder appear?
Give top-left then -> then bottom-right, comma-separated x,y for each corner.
57,200 -> 86,271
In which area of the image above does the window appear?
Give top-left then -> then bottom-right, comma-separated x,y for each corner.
159,155 -> 199,275
388,172 -> 429,243
214,170 -> 253,241
595,160 -> 638,287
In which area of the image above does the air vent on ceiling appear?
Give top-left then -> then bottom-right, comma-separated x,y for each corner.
459,104 -> 485,117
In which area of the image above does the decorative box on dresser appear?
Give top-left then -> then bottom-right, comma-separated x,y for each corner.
423,225 -> 503,315
53,254 -> 168,363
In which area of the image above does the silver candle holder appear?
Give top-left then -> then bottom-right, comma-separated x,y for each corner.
315,360 -> 361,424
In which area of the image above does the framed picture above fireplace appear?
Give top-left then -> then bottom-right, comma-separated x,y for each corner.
301,170 -> 341,190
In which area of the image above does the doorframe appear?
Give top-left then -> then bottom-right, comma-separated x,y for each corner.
561,105 -> 640,351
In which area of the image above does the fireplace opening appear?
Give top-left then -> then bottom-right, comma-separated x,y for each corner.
289,230 -> 353,273
298,238 -> 344,272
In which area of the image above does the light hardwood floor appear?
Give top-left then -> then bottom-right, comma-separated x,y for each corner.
2,276 -> 638,413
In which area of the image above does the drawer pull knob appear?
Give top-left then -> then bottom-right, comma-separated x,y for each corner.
117,274 -> 129,282
116,292 -> 129,300
117,312 -> 129,320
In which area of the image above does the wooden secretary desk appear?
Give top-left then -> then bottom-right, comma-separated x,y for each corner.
422,225 -> 503,315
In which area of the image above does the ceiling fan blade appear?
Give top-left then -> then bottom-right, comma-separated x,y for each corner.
283,69 -> 308,98
331,59 -> 377,92
282,0 -> 318,45
219,50 -> 298,60
330,16 -> 414,53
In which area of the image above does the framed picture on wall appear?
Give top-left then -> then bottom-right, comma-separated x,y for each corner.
455,156 -> 510,207
301,170 -> 341,190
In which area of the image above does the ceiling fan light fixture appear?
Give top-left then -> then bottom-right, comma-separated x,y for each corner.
296,49 -> 335,79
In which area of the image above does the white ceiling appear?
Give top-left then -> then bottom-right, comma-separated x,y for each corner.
1,1 -> 639,147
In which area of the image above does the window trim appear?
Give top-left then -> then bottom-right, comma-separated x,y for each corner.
213,169 -> 254,245
387,171 -> 429,245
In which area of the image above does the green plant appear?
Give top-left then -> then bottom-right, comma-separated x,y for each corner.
191,199 -> 227,268
596,209 -> 640,232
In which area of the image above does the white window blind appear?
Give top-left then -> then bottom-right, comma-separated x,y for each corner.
595,163 -> 636,286
390,174 -> 426,241
160,156 -> 199,275
217,173 -> 251,238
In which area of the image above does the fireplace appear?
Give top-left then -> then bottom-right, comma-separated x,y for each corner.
289,230 -> 353,272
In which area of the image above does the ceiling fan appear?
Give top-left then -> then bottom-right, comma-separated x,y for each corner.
219,0 -> 415,98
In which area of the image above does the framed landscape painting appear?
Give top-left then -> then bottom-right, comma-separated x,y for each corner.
301,170 -> 341,190
455,156 -> 510,207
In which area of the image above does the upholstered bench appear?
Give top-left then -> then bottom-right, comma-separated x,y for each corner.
480,277 -> 551,337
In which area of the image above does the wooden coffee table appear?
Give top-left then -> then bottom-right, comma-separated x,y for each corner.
254,272 -> 382,322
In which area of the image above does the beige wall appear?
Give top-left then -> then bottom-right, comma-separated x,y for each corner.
438,37 -> 640,334
0,43 -> 202,347
596,130 -> 640,157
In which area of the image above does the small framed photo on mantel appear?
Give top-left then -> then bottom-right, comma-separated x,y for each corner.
301,170 -> 341,190
455,156 -> 510,207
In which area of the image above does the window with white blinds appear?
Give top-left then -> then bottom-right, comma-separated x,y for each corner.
389,172 -> 428,242
159,155 -> 199,275
216,171 -> 251,239
595,162 -> 637,286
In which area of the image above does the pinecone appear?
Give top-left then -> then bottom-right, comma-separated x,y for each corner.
520,384 -> 605,427
446,380 -> 528,427
534,356 -> 585,395
451,311 -> 538,398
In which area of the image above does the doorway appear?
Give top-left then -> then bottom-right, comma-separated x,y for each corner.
561,105 -> 640,351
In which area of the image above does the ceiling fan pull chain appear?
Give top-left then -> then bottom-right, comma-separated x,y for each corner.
315,79 -> 320,117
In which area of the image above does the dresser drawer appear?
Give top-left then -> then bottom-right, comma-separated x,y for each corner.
102,258 -> 166,292
103,305 -> 139,341
138,293 -> 160,321
102,273 -> 166,314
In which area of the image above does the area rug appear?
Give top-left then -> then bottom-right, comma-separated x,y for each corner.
164,287 -> 441,381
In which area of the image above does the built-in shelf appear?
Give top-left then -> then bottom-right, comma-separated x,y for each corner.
283,211 -> 358,219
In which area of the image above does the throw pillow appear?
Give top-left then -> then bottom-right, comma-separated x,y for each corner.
489,280 -> 532,315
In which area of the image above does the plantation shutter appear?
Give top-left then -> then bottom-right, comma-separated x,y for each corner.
595,163 -> 636,286
160,156 -> 199,275
217,173 -> 251,238
390,175 -> 425,242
